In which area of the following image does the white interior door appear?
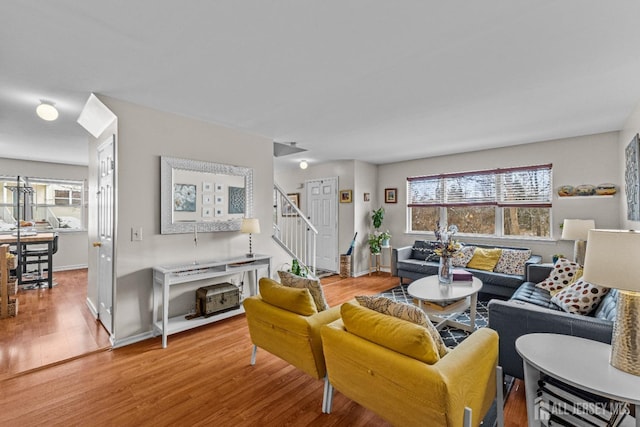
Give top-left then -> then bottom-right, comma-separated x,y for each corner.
96,135 -> 115,335
306,177 -> 338,272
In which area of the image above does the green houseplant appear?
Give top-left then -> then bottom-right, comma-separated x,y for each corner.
368,233 -> 382,254
371,207 -> 384,230
379,230 -> 391,247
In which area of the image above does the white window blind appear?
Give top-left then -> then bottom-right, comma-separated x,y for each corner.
408,164 -> 552,207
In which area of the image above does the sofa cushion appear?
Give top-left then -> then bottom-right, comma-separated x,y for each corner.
278,270 -> 329,312
259,277 -> 318,316
510,282 -> 562,311
494,249 -> 532,276
551,278 -> 610,315
535,258 -> 581,293
452,245 -> 476,267
592,289 -> 617,321
466,248 -> 503,271
341,302 -> 440,364
355,295 -> 449,358
411,240 -> 440,262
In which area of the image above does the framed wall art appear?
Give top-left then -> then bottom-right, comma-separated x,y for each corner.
282,193 -> 300,216
625,133 -> 640,221
385,188 -> 397,203
340,189 -> 352,203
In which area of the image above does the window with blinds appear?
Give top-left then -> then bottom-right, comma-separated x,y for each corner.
407,164 -> 552,237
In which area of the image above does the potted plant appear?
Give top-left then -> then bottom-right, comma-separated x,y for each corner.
371,207 -> 384,230
379,230 -> 392,247
368,233 -> 382,254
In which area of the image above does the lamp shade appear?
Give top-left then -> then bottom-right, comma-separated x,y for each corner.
240,218 -> 261,234
561,219 -> 595,241
582,229 -> 640,291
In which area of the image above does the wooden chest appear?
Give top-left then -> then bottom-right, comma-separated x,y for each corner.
195,283 -> 240,318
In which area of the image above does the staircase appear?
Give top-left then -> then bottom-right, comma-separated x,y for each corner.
273,184 -> 317,275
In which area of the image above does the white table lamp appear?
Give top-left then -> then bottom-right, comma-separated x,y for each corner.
240,218 -> 260,258
561,219 -> 595,265
582,229 -> 640,376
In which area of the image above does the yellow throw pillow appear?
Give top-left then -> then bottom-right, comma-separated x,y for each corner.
466,248 -> 503,271
259,277 -> 318,316
340,302 -> 440,364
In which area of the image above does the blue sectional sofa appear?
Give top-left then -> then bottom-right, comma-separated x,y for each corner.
392,240 -> 541,298
488,263 -> 616,379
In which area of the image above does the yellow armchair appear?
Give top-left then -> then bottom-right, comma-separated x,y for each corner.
321,304 -> 504,427
243,277 -> 341,412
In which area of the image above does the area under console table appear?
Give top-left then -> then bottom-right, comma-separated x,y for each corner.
153,254 -> 271,348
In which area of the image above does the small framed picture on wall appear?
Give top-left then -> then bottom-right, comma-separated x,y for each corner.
340,190 -> 353,203
385,188 -> 397,203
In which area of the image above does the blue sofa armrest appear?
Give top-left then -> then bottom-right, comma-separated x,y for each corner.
488,299 -> 613,379
391,246 -> 413,277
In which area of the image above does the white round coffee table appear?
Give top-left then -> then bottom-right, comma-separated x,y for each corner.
407,275 -> 483,332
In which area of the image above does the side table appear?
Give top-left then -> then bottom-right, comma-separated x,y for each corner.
368,245 -> 392,275
516,333 -> 640,426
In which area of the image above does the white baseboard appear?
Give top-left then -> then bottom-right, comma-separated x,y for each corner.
112,332 -> 154,349
85,297 -> 99,318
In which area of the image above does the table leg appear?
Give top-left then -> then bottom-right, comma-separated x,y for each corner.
47,240 -> 53,289
522,360 -> 541,427
469,291 -> 477,330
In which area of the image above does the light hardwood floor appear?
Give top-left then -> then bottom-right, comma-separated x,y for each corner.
0,272 -> 527,426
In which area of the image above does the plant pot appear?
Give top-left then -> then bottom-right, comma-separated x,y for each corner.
381,238 -> 390,247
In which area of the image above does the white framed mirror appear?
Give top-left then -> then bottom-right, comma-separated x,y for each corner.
160,156 -> 253,234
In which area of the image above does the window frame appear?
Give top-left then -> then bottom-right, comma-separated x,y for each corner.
0,176 -> 87,232
406,164 -> 552,239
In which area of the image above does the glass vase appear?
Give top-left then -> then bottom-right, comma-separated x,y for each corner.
438,256 -> 453,284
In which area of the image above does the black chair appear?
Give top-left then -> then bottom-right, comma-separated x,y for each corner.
21,233 -> 59,289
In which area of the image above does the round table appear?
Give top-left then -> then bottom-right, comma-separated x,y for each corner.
407,275 -> 483,332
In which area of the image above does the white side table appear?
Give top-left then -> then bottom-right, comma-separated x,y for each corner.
516,333 -> 640,427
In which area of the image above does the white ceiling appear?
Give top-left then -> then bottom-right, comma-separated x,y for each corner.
2,1 -> 640,168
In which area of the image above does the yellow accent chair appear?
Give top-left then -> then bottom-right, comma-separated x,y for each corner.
243,277 -> 341,412
321,302 -> 504,427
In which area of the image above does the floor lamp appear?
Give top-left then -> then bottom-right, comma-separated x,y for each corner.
583,229 -> 640,376
561,219 -> 595,265
240,218 -> 260,258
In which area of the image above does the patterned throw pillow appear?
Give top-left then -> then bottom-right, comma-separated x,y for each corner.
494,249 -> 532,276
277,270 -> 329,312
411,241 -> 440,262
535,258 -> 581,293
551,278 -> 610,315
452,245 -> 476,267
355,295 -> 449,358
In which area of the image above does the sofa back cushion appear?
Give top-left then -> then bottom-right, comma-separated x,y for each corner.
411,240 -> 440,262
259,277 -> 318,316
341,302 -> 440,364
452,245 -> 476,267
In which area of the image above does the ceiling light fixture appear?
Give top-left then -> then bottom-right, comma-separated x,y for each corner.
299,160 -> 308,170
36,101 -> 59,121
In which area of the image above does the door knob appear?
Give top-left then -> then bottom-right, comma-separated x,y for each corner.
92,242 -> 102,247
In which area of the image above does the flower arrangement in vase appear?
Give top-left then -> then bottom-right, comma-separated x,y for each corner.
433,222 -> 461,284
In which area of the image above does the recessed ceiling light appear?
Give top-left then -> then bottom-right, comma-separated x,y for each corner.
36,101 -> 58,121
299,160 -> 308,169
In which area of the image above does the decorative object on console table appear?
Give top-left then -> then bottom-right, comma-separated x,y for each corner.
583,229 -> 640,376
240,218 -> 260,258
561,219 -> 595,266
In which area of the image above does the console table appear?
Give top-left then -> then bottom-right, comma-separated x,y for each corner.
152,254 -> 271,348
516,333 -> 640,427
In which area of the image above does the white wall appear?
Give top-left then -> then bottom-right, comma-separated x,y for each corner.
619,99 -> 640,230
95,96 -> 288,343
0,157 -> 89,270
377,131 -> 620,262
